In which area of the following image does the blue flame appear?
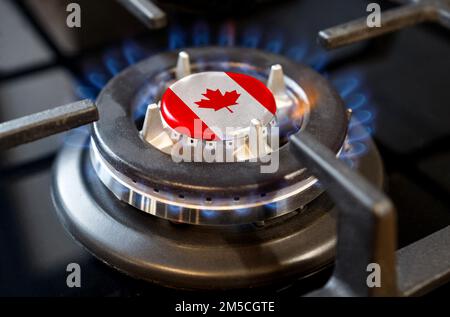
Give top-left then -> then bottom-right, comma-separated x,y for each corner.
87,71 -> 107,90
346,93 -> 367,111
308,52 -> 328,73
75,21 -> 375,166
168,204 -> 182,214
264,202 -> 278,211
103,50 -> 126,76
169,25 -> 186,50
286,44 -> 309,62
347,126 -> 373,143
134,104 -> 148,121
235,208 -> 251,216
201,209 -> 217,219
241,26 -> 262,48
334,76 -> 360,98
340,142 -> 368,159
75,38 -> 153,103
265,31 -> 284,54
75,83 -> 97,101
331,72 -> 376,164
62,126 -> 91,149
123,40 -> 145,65
285,42 -> 330,73
218,21 -> 236,46
133,86 -> 159,121
350,110 -> 374,127
192,21 -> 210,46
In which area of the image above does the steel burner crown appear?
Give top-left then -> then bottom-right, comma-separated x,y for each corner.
89,47 -> 349,225
160,71 -> 276,141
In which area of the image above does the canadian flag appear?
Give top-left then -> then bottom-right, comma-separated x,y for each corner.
161,72 -> 276,141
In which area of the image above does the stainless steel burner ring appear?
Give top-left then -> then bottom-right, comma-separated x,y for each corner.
89,47 -> 348,225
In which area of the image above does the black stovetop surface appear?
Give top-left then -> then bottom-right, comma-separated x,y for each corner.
0,0 -> 449,297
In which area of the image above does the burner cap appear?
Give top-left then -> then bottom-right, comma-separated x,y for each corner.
160,71 -> 276,141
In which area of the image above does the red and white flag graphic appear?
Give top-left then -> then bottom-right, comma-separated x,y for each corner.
161,71 -> 276,141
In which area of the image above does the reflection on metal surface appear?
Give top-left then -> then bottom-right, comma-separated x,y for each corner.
51,128 -> 384,289
318,0 -> 450,49
90,138 -> 321,225
117,0 -> 167,29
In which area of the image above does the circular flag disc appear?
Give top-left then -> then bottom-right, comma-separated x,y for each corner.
161,71 -> 277,141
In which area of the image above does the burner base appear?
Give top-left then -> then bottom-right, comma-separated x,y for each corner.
51,133 -> 384,290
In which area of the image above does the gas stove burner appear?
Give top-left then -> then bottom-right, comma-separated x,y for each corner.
52,47 -> 384,289
87,47 -> 349,226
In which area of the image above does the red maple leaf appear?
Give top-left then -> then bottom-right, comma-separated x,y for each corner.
195,89 -> 240,113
